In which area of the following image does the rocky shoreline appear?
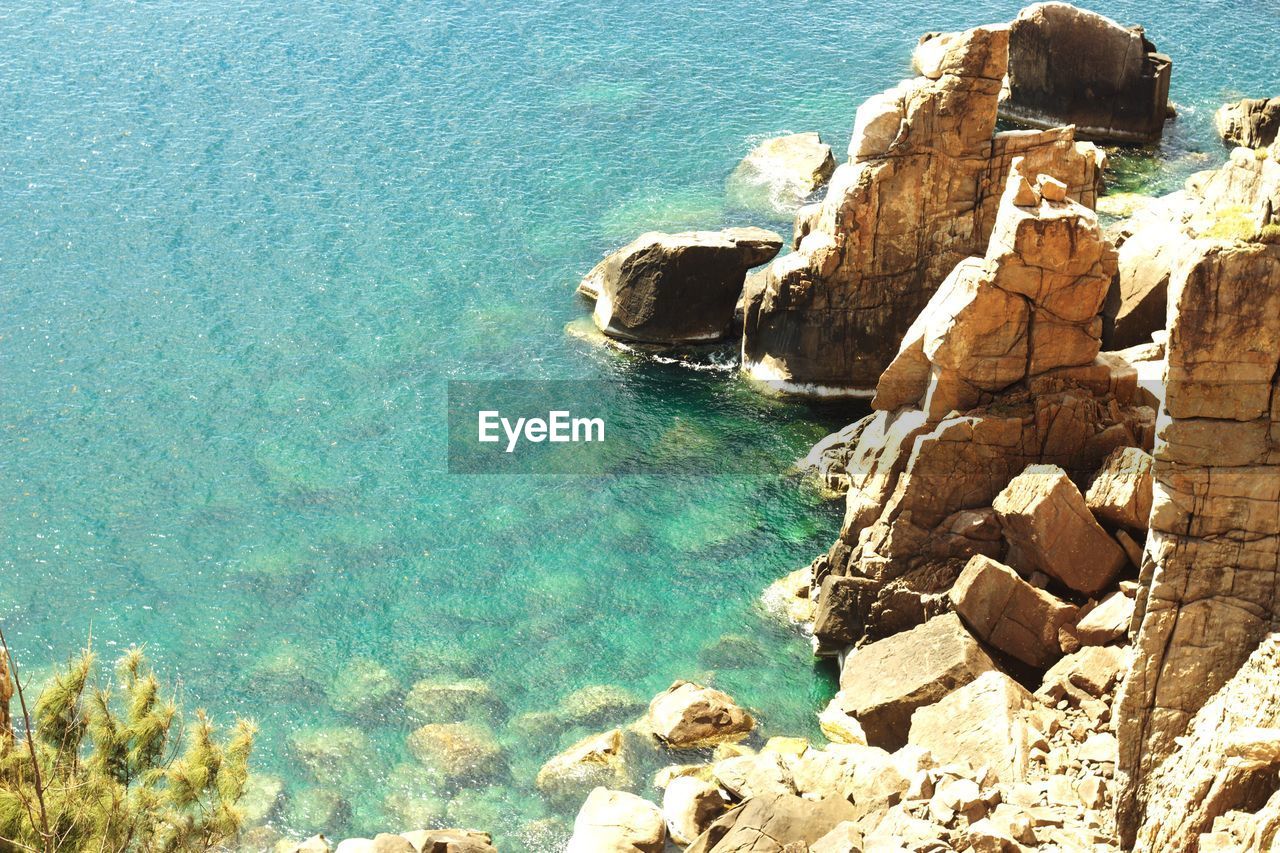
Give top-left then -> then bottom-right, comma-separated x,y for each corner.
269,2 -> 1280,851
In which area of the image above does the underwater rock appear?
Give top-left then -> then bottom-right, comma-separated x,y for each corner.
1216,97 -> 1280,150
404,677 -> 505,725
559,684 -> 646,727
1000,2 -> 1171,143
284,788 -> 351,837
535,728 -> 632,806
581,228 -> 782,345
327,658 -> 401,720
407,722 -> 508,785
289,726 -> 371,786
726,132 -> 836,212
565,787 -> 665,853
240,773 -> 287,826
646,680 -> 755,748
697,634 -> 767,670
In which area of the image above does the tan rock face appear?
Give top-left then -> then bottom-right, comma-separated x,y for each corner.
1216,97 -> 1280,149
565,788 -> 664,853
908,670 -> 1035,784
742,23 -> 1104,394
1115,241 -> 1280,844
646,680 -> 755,748
406,722 -> 507,785
1074,590 -> 1135,646
949,554 -> 1078,668
993,463 -> 1129,596
1085,445 -> 1154,533
1001,2 -> 1171,144
684,793 -> 861,853
833,613 -> 997,749
661,777 -> 725,846
582,227 -> 782,344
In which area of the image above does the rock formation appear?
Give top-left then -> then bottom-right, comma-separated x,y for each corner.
1115,239 -> 1280,844
807,156 -> 1150,649
1217,97 -> 1280,150
741,23 -> 1104,394
646,681 -> 755,748
999,2 -> 1171,144
580,227 -> 782,344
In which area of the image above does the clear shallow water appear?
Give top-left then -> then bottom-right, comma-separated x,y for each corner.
0,0 -> 1276,849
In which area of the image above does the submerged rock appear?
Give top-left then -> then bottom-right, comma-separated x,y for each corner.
646,680 -> 755,748
406,722 -> 508,785
289,727 -> 371,786
1216,97 -> 1280,149
580,228 -> 782,345
284,787 -> 351,836
535,728 -> 631,806
327,658 -> 400,720
1001,2 -> 1171,143
564,787 -> 665,853
559,684 -> 646,727
726,132 -> 836,212
240,773 -> 287,826
404,677 -> 505,724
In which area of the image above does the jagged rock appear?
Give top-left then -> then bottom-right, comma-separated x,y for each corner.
1216,98 -> 1280,149
684,793 -> 861,852
788,743 -> 909,814
399,829 -> 497,853
874,164 -> 1117,420
949,554 -> 1079,668
1116,241 -> 1280,844
406,723 -> 507,784
727,132 -> 836,212
404,678 -> 504,724
1001,2 -> 1171,143
743,22 -> 1104,394
1111,193 -> 1195,350
1075,591 -> 1136,646
646,681 -> 755,748
924,507 -> 1004,561
993,463 -> 1129,596
662,777 -> 726,845
760,565 -> 816,624
535,728 -> 631,806
1038,645 -> 1127,702
1085,446 -> 1154,533
818,702 -> 868,746
830,613 -> 997,749
581,228 -> 782,344
712,750 -> 795,801
809,821 -> 864,853
564,788 -> 665,853
908,671 -> 1035,783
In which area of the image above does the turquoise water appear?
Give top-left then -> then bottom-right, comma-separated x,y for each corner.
1,0 -> 1276,849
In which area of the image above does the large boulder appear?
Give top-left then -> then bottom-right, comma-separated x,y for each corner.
662,776 -> 727,846
1116,241 -> 1280,844
830,613 -> 998,749
743,22 -> 1104,394
684,793 -> 861,853
1216,97 -> 1280,149
581,228 -> 782,344
727,132 -> 836,212
535,728 -> 631,806
1084,445 -> 1154,532
646,681 -> 755,748
907,670 -> 1035,784
564,788 -> 665,853
404,678 -> 504,724
1075,590 -> 1136,646
1001,2 -> 1171,144
949,554 -> 1078,668
399,829 -> 497,853
993,463 -> 1129,596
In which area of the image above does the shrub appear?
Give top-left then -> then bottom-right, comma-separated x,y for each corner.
0,632 -> 255,852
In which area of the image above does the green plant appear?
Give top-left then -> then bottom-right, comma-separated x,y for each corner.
1202,204 -> 1260,241
0,629 -> 255,852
